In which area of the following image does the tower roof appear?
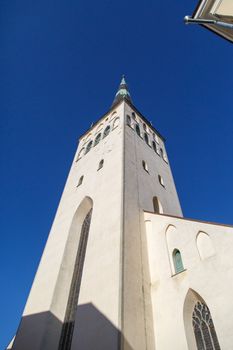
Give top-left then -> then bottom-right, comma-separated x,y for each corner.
112,75 -> 132,107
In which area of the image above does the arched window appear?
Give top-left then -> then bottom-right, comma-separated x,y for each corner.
85,141 -> 93,154
77,175 -> 84,187
152,141 -> 157,153
135,124 -> 141,136
153,196 -> 163,213
76,148 -> 85,161
158,175 -> 165,187
160,147 -> 164,158
58,208 -> 93,349
113,117 -> 120,129
192,301 -> 221,350
126,115 -> 131,126
98,159 -> 104,170
143,123 -> 147,131
173,249 -> 184,274
94,133 -> 101,146
103,125 -> 110,138
132,112 -> 136,120
144,133 -> 149,145
142,160 -> 149,173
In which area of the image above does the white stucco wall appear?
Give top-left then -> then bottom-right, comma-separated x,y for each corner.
12,104 -> 125,350
144,212 -> 233,350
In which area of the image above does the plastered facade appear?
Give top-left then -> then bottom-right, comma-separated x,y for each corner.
144,212 -> 233,350
9,96 -> 232,350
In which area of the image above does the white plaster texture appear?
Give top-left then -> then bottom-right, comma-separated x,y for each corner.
144,212 -> 233,350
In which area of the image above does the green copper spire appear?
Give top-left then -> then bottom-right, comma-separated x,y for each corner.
112,75 -> 132,107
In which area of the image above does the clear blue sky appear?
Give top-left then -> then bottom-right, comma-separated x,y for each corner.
1,0 -> 233,348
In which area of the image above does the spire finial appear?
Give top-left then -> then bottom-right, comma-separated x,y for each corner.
111,75 -> 132,107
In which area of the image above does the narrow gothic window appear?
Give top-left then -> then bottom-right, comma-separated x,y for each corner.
142,160 -> 149,173
85,141 -> 93,154
192,301 -> 221,350
77,176 -> 84,187
98,159 -> 104,170
132,112 -> 136,119
58,209 -> 93,350
173,249 -> 184,274
160,147 -> 165,159
103,125 -> 110,138
76,148 -> 85,161
153,197 -> 159,213
94,133 -> 101,146
113,117 -> 120,129
158,175 -> 165,187
144,133 -> 149,145
126,115 -> 131,126
135,124 -> 141,136
152,141 -> 157,153
143,123 -> 147,131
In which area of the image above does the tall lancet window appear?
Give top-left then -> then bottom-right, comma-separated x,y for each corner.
58,208 -> 93,350
192,301 -> 221,350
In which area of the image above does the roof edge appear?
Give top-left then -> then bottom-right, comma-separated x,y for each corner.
144,211 -> 233,228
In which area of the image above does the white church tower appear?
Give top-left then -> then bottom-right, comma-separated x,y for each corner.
9,77 -> 233,350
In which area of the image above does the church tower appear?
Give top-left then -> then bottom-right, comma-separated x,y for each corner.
10,77 -> 182,350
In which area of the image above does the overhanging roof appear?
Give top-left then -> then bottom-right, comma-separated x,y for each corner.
192,0 -> 233,42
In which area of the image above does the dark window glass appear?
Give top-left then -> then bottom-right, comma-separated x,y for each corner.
98,159 -> 104,170
103,126 -> 110,138
77,176 -> 84,187
142,160 -> 149,172
192,302 -> 221,350
173,249 -> 184,273
152,141 -> 157,153
94,133 -> 101,146
135,124 -> 141,136
144,133 -> 149,145
85,141 -> 93,154
58,209 -> 93,350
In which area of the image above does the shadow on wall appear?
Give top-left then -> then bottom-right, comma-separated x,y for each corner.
8,303 -> 133,350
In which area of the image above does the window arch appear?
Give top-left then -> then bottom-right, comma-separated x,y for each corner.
110,111 -> 117,121
113,117 -> 120,129
76,148 -> 85,161
152,141 -> 157,153
126,115 -> 131,126
135,124 -> 141,136
77,175 -> 84,187
98,159 -> 104,170
173,249 -> 184,274
158,175 -> 165,187
96,123 -> 103,133
85,141 -> 93,154
160,147 -> 164,158
94,133 -> 101,146
144,133 -> 149,145
58,206 -> 93,349
142,160 -> 149,173
196,231 -> 215,260
192,301 -> 221,350
103,125 -> 110,138
152,196 -> 163,213
132,112 -> 136,120
143,123 -> 147,131
184,289 -> 221,350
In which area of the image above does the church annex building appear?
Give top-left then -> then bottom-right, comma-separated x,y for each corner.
8,78 -> 233,350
